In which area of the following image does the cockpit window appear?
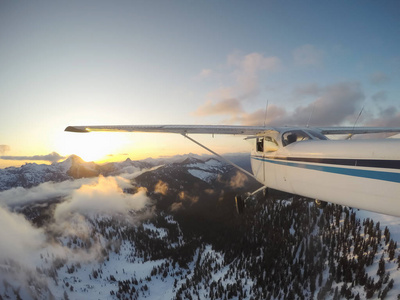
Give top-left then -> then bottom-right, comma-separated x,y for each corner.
256,136 -> 279,152
282,130 -> 312,146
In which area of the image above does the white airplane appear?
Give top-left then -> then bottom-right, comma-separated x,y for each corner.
65,125 -> 400,217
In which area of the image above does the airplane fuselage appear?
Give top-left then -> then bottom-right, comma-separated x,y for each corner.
251,131 -> 400,217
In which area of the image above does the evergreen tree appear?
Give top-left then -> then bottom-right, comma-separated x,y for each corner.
377,254 -> 385,277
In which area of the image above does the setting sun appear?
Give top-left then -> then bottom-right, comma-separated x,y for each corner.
55,132 -> 129,162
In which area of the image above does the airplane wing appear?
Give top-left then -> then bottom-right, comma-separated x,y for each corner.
316,127 -> 400,135
65,125 -> 273,135
65,125 -> 400,136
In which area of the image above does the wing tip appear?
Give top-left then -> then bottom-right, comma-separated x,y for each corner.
65,126 -> 89,133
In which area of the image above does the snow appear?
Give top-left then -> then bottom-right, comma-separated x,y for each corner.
355,208 -> 400,243
187,158 -> 223,172
351,208 -> 400,299
186,158 -> 224,183
143,223 -> 168,239
188,169 -> 217,183
44,240 -> 169,300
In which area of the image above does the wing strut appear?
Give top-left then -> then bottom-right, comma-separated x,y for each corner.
181,134 -> 258,181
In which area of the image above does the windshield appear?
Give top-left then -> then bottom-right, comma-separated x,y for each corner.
282,130 -> 312,146
282,129 -> 329,146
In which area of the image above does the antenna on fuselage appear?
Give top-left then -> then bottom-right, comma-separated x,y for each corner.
263,101 -> 269,127
348,103 -> 365,139
306,103 -> 315,128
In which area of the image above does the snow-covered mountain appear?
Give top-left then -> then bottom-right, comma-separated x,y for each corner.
1,154 -> 400,299
0,153 -> 245,192
0,155 -> 153,191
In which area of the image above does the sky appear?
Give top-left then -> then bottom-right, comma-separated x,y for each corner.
1,0 -> 399,167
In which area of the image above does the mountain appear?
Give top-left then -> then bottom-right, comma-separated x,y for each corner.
0,153 -> 252,192
0,154 -> 400,299
0,155 -> 155,191
0,160 -> 71,191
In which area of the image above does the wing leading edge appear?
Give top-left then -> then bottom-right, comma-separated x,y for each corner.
316,127 -> 400,135
65,125 -> 400,136
64,125 -> 273,135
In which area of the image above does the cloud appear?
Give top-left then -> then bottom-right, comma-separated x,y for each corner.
372,91 -> 387,102
230,171 -> 248,188
228,52 -> 281,72
293,44 -> 323,67
0,145 -> 10,155
154,180 -> 168,195
0,172 -> 156,295
365,106 -> 400,127
54,175 -> 150,222
0,167 -> 148,209
292,83 -> 322,98
170,202 -> 183,212
194,52 -> 281,117
195,98 -> 243,117
228,105 -> 286,126
0,151 -> 65,163
228,52 -> 281,100
287,82 -> 365,126
195,51 -> 395,128
170,191 -> 199,211
206,82 -> 365,127
0,178 -> 93,207
0,206 -> 46,266
370,71 -> 390,85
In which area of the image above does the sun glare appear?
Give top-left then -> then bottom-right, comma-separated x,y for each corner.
56,132 -> 129,162
53,131 -> 251,164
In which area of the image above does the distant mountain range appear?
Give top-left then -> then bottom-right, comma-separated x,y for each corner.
0,153 -> 251,192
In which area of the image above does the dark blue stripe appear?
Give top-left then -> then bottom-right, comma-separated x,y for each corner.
284,157 -> 400,169
251,156 -> 400,183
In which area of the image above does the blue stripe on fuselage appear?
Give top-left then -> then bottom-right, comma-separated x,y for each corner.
251,156 -> 400,183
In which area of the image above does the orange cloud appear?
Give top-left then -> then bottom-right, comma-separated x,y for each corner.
230,171 -> 248,188
154,180 -> 168,195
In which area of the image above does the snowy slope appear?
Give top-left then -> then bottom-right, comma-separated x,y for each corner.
187,158 -> 226,183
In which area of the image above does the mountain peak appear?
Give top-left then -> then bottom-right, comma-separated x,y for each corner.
181,157 -> 204,165
67,154 -> 86,164
64,155 -> 100,179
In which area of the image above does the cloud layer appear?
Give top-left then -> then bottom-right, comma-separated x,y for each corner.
0,151 -> 65,163
54,175 -> 150,221
196,81 -> 368,127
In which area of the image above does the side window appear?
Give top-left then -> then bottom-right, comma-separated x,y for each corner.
264,136 -> 278,152
256,138 -> 264,152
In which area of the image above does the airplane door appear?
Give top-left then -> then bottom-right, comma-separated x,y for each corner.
251,138 -> 265,183
262,136 -> 279,188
